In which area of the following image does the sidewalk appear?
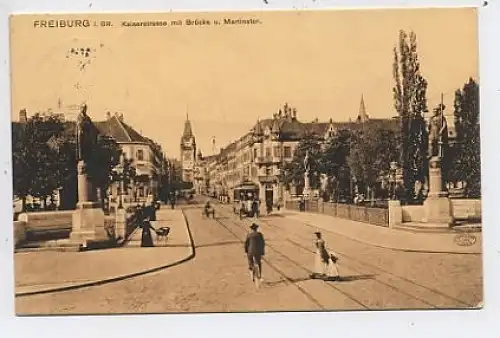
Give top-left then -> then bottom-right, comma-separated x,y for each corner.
15,208 -> 193,296
281,209 -> 482,254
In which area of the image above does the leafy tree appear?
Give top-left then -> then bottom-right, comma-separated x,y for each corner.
449,78 -> 480,197
12,114 -> 66,210
87,135 -> 122,207
109,154 -> 136,204
347,125 -> 399,199
319,129 -> 352,201
392,30 -> 429,204
12,123 -> 30,211
282,132 -> 323,193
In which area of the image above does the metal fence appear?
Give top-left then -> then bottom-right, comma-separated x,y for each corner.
125,207 -> 141,238
286,199 -> 389,227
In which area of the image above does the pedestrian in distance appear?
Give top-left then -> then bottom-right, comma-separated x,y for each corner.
244,223 -> 265,282
147,201 -> 157,222
312,231 -> 340,280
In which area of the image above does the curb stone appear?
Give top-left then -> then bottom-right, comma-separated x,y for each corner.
287,215 -> 481,255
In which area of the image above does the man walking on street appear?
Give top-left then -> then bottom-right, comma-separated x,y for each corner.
244,223 -> 265,282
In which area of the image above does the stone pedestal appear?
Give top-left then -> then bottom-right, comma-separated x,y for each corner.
388,199 -> 402,228
303,172 -> 311,198
77,161 -> 98,203
71,160 -> 105,247
115,208 -> 127,241
422,157 -> 454,226
70,202 -> 105,247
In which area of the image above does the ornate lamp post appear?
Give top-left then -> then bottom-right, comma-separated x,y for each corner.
390,161 -> 398,200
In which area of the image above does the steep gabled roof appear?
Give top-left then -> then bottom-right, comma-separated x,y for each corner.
252,118 -> 274,135
304,122 -> 331,136
95,115 -> 147,143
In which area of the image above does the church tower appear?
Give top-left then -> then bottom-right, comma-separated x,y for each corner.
180,114 -> 196,183
356,94 -> 370,123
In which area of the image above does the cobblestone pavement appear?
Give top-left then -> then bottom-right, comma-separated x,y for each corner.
15,200 -> 482,315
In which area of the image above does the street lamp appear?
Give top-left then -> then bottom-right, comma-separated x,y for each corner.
390,161 -> 398,200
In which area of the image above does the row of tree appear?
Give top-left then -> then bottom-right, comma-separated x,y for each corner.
392,30 -> 480,200
13,114 -> 136,212
282,30 -> 480,203
281,122 -> 400,202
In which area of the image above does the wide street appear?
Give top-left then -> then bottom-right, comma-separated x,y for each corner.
15,198 -> 482,314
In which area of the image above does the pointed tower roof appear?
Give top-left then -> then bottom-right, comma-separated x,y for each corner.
357,94 -> 369,123
182,113 -> 194,141
253,118 -> 262,135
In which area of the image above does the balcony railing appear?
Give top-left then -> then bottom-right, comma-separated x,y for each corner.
258,175 -> 278,183
255,156 -> 279,164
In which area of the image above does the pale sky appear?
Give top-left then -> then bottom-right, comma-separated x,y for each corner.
10,8 -> 478,158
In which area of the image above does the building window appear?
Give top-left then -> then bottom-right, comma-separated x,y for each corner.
265,147 -> 271,157
253,149 -> 258,159
137,149 -> 144,161
284,146 -> 292,158
266,167 -> 272,176
251,166 -> 257,178
273,146 -> 281,158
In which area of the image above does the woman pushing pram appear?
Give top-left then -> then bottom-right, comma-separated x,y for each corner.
311,231 -> 340,280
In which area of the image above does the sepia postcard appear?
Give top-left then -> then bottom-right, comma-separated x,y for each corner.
10,8 -> 482,315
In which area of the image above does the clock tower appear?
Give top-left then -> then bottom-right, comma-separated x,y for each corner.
180,114 -> 196,183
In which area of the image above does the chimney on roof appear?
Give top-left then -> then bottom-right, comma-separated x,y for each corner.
291,108 -> 297,121
19,109 -> 27,123
106,111 -> 111,120
114,112 -> 124,122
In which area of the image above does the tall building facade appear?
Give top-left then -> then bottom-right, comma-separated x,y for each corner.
180,115 -> 196,183
201,100 -> 410,205
202,103 -> 340,205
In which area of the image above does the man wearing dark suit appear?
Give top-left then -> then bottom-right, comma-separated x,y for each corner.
244,223 -> 265,281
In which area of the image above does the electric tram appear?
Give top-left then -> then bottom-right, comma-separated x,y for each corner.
232,181 -> 260,218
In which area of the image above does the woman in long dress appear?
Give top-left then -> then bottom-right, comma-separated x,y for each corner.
140,216 -> 156,247
313,231 -> 339,279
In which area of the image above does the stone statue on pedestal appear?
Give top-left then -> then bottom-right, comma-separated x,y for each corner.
303,150 -> 312,197
76,103 -> 98,163
423,104 -> 453,226
71,103 -> 106,247
75,103 -> 99,203
428,105 -> 448,159
304,150 -> 311,173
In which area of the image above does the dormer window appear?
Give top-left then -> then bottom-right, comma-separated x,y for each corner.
137,149 -> 144,161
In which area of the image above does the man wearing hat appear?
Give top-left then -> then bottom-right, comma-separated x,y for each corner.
244,223 -> 266,281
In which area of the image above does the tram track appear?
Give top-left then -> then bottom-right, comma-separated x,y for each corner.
206,199 -> 474,309
203,204 -> 370,309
